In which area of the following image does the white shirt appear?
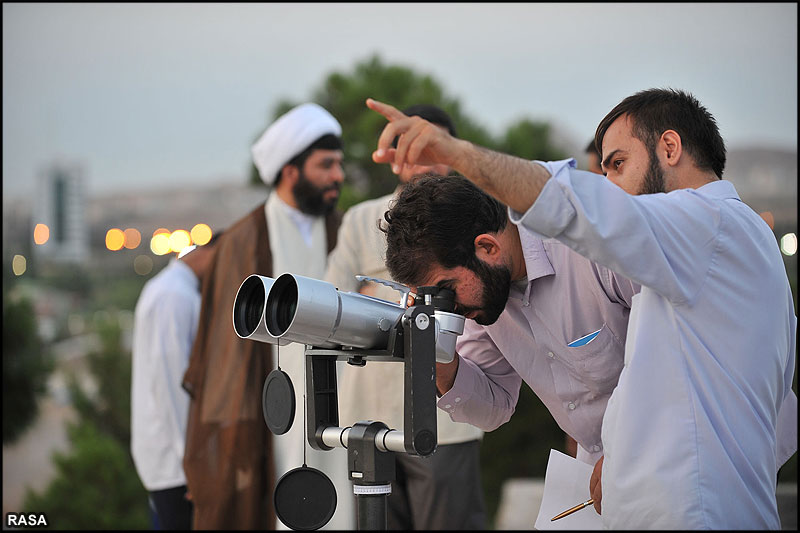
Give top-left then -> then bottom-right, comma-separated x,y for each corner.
265,192 -> 355,531
514,159 -> 797,529
441,224 -> 638,465
131,259 -> 199,491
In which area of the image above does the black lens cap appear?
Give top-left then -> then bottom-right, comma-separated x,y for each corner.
274,465 -> 337,530
263,368 -> 295,435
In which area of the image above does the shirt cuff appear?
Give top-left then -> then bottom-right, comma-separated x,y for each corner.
508,158 -> 578,238
436,357 -> 478,417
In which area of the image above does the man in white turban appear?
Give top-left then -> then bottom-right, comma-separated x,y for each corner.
182,103 -> 353,530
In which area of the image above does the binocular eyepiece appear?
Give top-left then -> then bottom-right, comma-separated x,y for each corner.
232,273 -> 465,362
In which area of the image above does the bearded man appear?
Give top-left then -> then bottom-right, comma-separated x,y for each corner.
182,103 -> 354,530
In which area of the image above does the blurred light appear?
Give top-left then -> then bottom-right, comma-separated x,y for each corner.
191,223 -> 212,246
780,233 -> 797,256
153,227 -> 170,237
34,223 -> 50,245
12,255 -> 27,276
134,255 -> 154,276
106,228 -> 125,251
123,228 -> 142,249
169,229 -> 192,254
150,233 -> 171,255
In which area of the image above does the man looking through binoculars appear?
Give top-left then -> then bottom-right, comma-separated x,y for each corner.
325,105 -> 486,530
381,173 -> 638,472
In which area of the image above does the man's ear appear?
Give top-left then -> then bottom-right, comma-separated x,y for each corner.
280,164 -> 299,186
659,129 -> 683,168
474,233 -> 502,263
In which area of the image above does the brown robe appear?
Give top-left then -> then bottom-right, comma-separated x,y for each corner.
182,202 -> 341,529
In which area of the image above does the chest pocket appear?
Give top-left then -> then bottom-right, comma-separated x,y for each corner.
560,324 -> 624,395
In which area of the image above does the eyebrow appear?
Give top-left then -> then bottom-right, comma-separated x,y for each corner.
319,155 -> 343,165
601,149 -> 622,172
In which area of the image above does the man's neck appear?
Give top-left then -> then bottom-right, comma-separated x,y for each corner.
274,183 -> 299,210
505,223 -> 527,282
667,166 -> 719,192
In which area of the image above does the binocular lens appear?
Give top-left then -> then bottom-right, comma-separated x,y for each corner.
233,275 -> 266,337
267,276 -> 298,336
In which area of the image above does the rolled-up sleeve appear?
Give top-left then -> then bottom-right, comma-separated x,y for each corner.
438,321 -> 522,431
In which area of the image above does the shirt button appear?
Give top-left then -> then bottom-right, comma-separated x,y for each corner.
523,301 -> 530,307
547,351 -> 555,358
444,404 -> 452,409
568,402 -> 576,410
454,397 -> 461,403
592,445 -> 602,452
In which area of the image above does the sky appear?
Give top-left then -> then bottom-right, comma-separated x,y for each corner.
2,3 -> 797,201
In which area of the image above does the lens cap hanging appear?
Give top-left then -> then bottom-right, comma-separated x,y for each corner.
263,368 -> 295,435
274,465 -> 337,530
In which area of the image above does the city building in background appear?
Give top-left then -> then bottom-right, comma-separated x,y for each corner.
32,161 -> 89,266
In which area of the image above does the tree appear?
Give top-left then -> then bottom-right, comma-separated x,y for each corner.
248,54 -> 497,208
3,290 -> 53,444
22,420 -> 149,530
21,317 -> 149,529
498,118 -> 568,162
67,319 -> 134,445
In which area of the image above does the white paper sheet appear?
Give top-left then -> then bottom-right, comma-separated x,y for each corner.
533,449 -> 602,530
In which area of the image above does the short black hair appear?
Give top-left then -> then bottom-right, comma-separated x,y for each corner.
274,133 -> 343,186
595,88 -> 726,178
381,174 -> 507,285
392,104 -> 457,148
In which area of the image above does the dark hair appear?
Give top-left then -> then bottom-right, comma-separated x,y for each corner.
594,88 -> 726,178
391,104 -> 457,148
381,174 -> 507,285
274,133 -> 343,185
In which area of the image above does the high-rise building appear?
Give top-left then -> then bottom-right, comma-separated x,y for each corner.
33,161 -> 89,264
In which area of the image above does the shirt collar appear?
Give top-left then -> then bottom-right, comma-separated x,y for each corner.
695,179 -> 742,201
518,224 -> 555,283
173,257 -> 200,289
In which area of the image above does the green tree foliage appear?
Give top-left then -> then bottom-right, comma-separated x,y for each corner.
3,290 -> 53,444
22,317 -> 149,529
248,54 -> 496,208
499,118 -> 568,162
67,319 -> 134,445
22,420 -> 149,530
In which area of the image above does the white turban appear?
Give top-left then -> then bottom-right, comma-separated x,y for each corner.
251,103 -> 342,186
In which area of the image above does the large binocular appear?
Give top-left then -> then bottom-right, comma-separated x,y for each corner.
232,273 -> 465,363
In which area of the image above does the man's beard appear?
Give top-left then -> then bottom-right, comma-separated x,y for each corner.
292,169 -> 340,216
460,259 -> 512,326
639,146 -> 667,195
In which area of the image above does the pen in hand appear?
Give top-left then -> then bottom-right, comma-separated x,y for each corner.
551,498 -> 594,521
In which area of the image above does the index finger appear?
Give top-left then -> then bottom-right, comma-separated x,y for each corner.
366,98 -> 407,122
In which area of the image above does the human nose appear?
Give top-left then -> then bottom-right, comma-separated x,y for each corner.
330,163 -> 345,184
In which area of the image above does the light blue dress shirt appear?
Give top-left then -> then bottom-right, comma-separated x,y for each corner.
513,159 -> 797,529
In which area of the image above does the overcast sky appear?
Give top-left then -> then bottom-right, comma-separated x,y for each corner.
3,3 -> 797,200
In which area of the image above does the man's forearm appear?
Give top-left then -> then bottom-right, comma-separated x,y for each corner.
452,139 -> 553,214
436,353 -> 460,396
